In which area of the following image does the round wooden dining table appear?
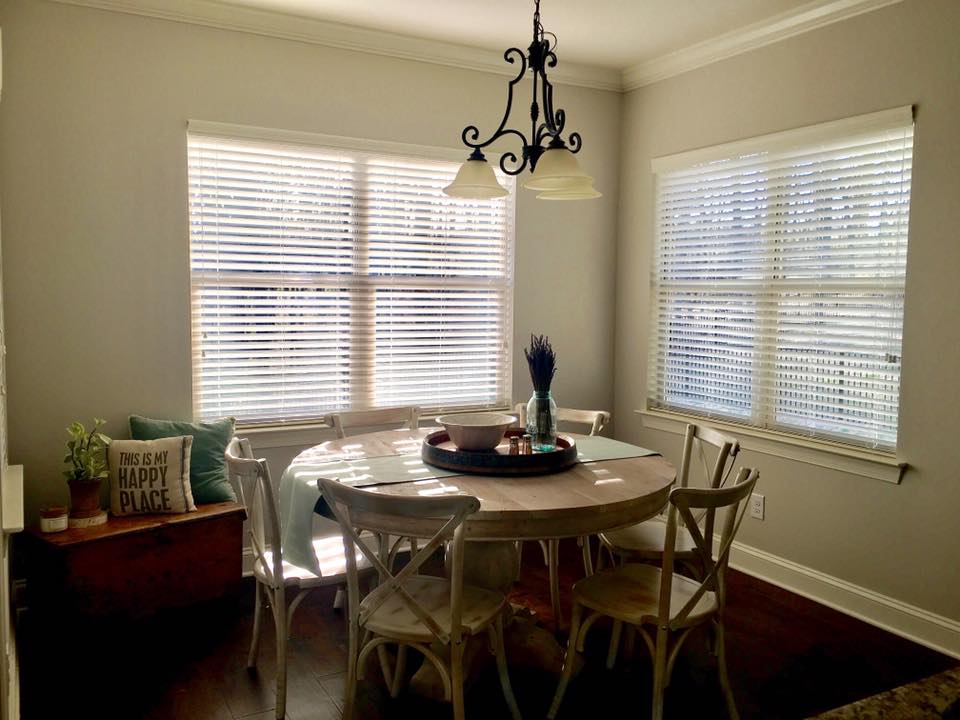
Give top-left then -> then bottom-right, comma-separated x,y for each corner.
292,427 -> 676,621
294,427 -> 675,539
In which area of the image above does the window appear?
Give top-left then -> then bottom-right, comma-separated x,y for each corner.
648,107 -> 913,452
188,125 -> 515,426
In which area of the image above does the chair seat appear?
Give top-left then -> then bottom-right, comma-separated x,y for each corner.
573,563 -> 717,628
257,533 -> 378,588
600,517 -> 699,558
361,575 -> 507,642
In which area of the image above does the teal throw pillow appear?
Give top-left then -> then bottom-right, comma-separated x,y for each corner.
129,415 -> 236,504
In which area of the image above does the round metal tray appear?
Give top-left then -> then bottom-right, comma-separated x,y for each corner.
421,429 -> 578,476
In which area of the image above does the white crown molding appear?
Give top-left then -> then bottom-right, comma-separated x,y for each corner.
622,0 -> 904,91
48,0 -> 903,94
47,0 -> 623,92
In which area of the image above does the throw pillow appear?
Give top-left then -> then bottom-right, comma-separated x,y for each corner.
128,415 -> 237,503
108,436 -> 196,515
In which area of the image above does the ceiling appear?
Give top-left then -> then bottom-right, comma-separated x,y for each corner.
217,0 -> 817,69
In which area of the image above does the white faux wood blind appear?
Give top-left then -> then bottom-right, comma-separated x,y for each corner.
649,107 -> 913,451
188,131 -> 515,425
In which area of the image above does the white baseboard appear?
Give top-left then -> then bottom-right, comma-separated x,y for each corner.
727,540 -> 960,660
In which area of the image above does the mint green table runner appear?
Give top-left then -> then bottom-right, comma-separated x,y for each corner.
575,435 -> 659,462
278,434 -> 658,574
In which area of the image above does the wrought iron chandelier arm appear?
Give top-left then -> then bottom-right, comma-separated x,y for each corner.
535,87 -> 582,155
493,128 -> 533,176
459,47 -> 530,152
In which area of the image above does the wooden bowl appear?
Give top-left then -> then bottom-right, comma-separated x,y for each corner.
435,412 -> 517,451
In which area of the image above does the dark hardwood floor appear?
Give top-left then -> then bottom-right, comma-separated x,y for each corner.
19,540 -> 956,719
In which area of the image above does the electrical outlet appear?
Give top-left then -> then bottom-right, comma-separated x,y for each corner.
750,493 -> 765,520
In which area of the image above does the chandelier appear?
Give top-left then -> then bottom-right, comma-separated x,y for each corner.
443,0 -> 600,201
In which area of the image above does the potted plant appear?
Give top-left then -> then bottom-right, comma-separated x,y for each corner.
63,418 -> 111,518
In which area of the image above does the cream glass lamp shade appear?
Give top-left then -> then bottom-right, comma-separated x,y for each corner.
536,175 -> 602,200
523,147 -> 592,191
443,156 -> 508,199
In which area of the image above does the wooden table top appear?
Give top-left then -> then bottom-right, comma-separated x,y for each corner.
291,428 -> 676,541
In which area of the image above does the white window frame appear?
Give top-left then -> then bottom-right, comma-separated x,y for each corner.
187,120 -> 516,429
644,107 -> 913,483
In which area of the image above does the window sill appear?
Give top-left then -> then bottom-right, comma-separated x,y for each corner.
236,421 -> 337,449
635,409 -> 907,485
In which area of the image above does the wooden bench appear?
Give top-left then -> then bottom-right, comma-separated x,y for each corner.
23,501 -> 246,619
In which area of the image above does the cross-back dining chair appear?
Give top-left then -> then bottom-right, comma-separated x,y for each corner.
323,405 -> 421,610
548,467 -> 760,720
596,423 -> 739,665
600,423 -> 740,572
319,477 -> 523,720
326,406 -> 421,439
514,403 -> 612,623
225,438 -> 374,720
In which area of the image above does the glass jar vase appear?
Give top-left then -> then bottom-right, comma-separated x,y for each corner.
526,390 -> 558,452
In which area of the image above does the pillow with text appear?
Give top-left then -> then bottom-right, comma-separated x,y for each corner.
108,436 -> 197,515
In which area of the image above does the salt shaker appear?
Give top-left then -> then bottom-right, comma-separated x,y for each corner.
509,436 -> 520,455
521,434 -> 533,455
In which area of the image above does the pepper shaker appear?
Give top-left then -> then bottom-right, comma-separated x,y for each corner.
509,436 -> 520,455
521,434 -> 533,455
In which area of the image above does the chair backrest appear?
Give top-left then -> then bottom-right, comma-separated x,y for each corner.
670,424 -> 741,545
514,403 -> 611,436
678,423 -> 740,490
325,406 -> 421,439
319,477 -> 480,646
659,468 -> 759,631
225,438 -> 284,589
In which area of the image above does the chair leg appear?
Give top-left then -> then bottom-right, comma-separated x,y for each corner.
548,539 -> 563,625
450,639 -> 466,720
247,580 -> 264,668
343,617 -> 360,720
595,543 -> 607,572
580,535 -> 594,576
605,619 -> 623,669
547,601 -> 582,720
286,588 -> 310,631
272,590 -> 288,720
715,620 -> 739,720
623,624 -> 637,661
377,644 -> 395,690
651,626 -> 669,720
514,541 -> 523,580
538,539 -> 551,566
490,615 -> 523,720
390,644 -> 407,698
